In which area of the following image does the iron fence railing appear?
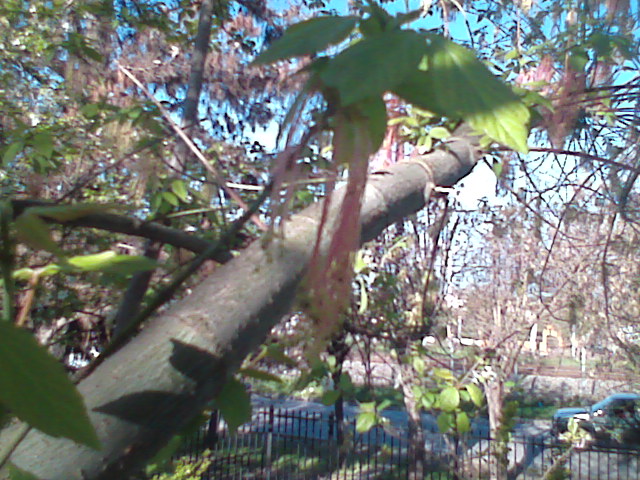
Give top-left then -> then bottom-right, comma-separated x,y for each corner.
172,406 -> 640,479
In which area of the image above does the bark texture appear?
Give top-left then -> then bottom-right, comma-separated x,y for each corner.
2,131 -> 480,479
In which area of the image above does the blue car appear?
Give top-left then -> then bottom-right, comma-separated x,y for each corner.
552,393 -> 640,447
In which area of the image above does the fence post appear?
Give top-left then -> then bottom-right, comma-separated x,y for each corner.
263,405 -> 273,480
205,410 -> 219,449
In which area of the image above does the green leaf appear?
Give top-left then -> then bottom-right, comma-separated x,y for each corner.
393,71 -> 442,113
81,43 -> 103,62
357,277 -> 368,314
162,191 -> 179,207
353,250 -> 368,274
239,368 -> 282,384
429,126 -> 450,140
356,95 -> 388,152
0,322 -> 100,448
465,383 -> 484,407
331,96 -> 387,166
14,214 -> 64,257
253,16 -> 358,64
438,386 -> 460,412
320,389 -> 341,406
28,203 -> 118,222
31,132 -> 54,159
171,179 -> 189,202
568,48 -> 589,72
355,411 -> 377,433
6,463 -> 42,480
214,377 -> 251,431
320,30 -> 425,106
456,411 -> 471,433
437,412 -> 454,433
81,103 -> 101,119
421,391 -> 435,409
338,372 -> 354,392
411,355 -> 426,376
3,141 -> 23,166
433,368 -> 454,381
68,251 -> 158,275
264,345 -> 297,367
398,35 -> 530,152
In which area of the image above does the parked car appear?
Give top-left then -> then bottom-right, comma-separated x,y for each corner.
552,393 -> 640,447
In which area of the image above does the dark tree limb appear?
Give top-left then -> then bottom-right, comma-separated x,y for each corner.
1,130 -> 480,480
10,200 -> 234,264
111,240 -> 162,338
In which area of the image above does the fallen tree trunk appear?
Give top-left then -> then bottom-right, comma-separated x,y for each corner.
2,130 -> 480,479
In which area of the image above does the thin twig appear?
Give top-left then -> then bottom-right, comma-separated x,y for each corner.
117,63 -> 268,232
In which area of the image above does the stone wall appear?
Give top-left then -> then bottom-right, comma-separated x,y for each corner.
516,374 -> 639,404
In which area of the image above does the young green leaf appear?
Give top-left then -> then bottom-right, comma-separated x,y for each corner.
437,411 -> 454,432
0,322 -> 100,448
355,411 -> 377,433
27,203 -> 119,222
398,34 -> 530,152
214,377 -> 251,431
465,383 -> 484,407
171,179 -> 189,202
456,411 -> 471,433
67,251 -> 158,275
253,16 -> 358,65
438,386 -> 460,412
320,30 -> 425,106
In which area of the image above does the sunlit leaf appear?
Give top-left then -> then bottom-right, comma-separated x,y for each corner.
437,412 -> 454,433
466,383 -> 484,407
433,368 -> 454,380
0,322 -> 100,448
214,377 -> 251,431
68,251 -> 158,275
162,191 -> 179,207
397,35 -> 530,152
320,30 -> 425,106
171,179 -> 189,202
28,203 -> 118,222
429,126 -> 450,140
456,411 -> 471,433
438,386 -> 460,412
253,16 -> 358,64
356,411 -> 377,433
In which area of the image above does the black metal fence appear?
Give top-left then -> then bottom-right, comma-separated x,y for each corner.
175,406 -> 640,479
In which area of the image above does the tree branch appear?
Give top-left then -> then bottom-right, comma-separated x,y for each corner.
10,200 -> 234,264
2,130 -> 480,480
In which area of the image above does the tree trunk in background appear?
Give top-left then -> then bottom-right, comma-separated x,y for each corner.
1,128 -> 480,480
485,378 -> 508,480
399,364 -> 426,480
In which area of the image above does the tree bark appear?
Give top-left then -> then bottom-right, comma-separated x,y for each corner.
398,364 -> 426,480
1,130 -> 480,480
